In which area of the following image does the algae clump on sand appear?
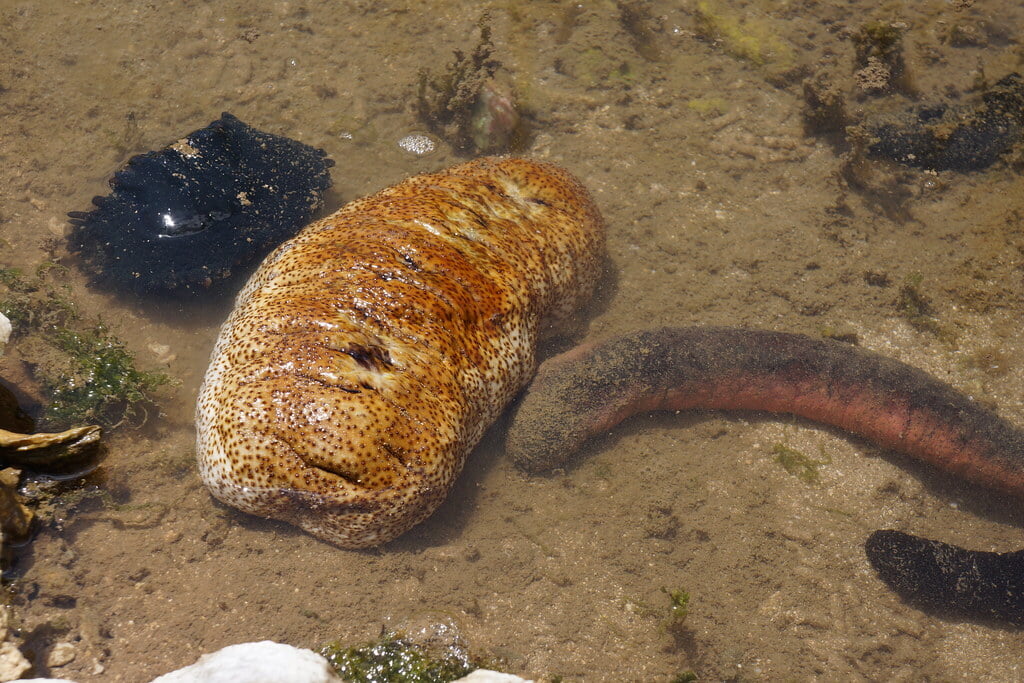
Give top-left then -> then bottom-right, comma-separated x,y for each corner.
319,629 -> 479,683
693,1 -> 799,84
414,16 -> 525,155
772,443 -> 831,484
40,324 -> 170,430
0,264 -> 170,431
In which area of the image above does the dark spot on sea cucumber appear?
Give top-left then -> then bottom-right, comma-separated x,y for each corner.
67,112 -> 334,297
341,345 -> 391,372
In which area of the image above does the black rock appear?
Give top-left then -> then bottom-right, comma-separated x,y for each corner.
867,73 -> 1024,171
67,113 -> 334,297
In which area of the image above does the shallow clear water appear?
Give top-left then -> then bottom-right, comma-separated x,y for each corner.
1,1 -> 1023,680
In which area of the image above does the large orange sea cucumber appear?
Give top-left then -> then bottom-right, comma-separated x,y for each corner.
195,157 -> 604,547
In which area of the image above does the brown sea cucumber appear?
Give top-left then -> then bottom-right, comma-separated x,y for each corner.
195,157 -> 604,548
507,327 -> 1024,498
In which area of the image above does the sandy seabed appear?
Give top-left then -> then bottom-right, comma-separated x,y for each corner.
2,1 -> 1024,680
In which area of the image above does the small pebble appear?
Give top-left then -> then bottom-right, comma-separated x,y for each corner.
148,342 -> 176,364
48,216 -> 67,237
46,641 -> 76,667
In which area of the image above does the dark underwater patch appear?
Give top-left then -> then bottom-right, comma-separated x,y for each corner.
866,529 -> 1024,626
67,112 -> 334,297
868,72 -> 1024,171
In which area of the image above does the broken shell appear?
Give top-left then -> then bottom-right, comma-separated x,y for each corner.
148,342 -> 177,364
0,424 -> 101,468
396,132 -> 438,156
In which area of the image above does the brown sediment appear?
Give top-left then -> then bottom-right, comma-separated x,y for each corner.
195,157 -> 604,548
506,326 -> 1024,501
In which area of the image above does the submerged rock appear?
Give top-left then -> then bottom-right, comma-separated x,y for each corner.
0,468 -> 31,544
868,72 -> 1024,171
67,113 -> 334,297
0,639 -> 31,681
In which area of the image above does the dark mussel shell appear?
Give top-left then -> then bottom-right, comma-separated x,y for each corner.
67,113 -> 334,296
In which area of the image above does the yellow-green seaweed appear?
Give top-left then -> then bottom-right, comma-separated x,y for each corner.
663,587 -> 691,627
693,0 -> 798,83
671,673 -> 699,683
772,443 -> 831,484
686,97 -> 729,116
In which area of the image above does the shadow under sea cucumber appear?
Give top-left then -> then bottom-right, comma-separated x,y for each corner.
67,113 -> 334,297
506,326 -> 1024,626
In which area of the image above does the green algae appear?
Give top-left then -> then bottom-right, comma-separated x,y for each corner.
320,630 -> 479,683
686,97 -> 729,117
39,325 -> 169,429
772,443 -> 830,484
0,265 -> 171,431
571,46 -> 631,88
671,673 -> 699,683
693,1 -> 798,84
663,587 -> 691,627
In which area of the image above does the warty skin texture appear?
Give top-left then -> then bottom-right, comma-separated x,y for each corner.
195,157 -> 604,547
